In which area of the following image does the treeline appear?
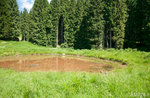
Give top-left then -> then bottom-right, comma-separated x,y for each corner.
0,0 -> 150,51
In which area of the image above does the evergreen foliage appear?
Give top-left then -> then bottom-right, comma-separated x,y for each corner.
0,0 -> 11,40
20,8 -> 30,41
125,0 -> 150,51
104,0 -> 128,49
0,0 -> 150,51
0,0 -> 19,40
29,0 -> 52,46
50,0 -> 60,47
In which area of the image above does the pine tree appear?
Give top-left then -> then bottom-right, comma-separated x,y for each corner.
88,0 -> 105,49
20,8 -> 30,41
103,0 -> 113,48
0,0 -> 11,40
74,0 -> 84,32
74,0 -> 91,49
125,0 -> 150,51
8,0 -> 20,40
74,0 -> 85,48
63,0 -> 77,47
112,0 -> 128,49
50,0 -> 60,47
75,0 -> 104,49
135,0 -> 150,50
124,0 -> 137,48
0,0 -> 19,40
104,0 -> 128,49
30,0 -> 52,46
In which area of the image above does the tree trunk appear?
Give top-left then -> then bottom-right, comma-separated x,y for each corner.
56,26 -> 58,47
103,31 -> 105,49
110,32 -> 112,48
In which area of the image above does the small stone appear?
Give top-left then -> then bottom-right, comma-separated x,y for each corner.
1,42 -> 6,43
62,53 -> 65,56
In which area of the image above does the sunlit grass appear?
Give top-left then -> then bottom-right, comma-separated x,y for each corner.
0,40 -> 150,97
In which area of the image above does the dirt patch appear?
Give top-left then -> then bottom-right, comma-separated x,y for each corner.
0,55 -> 124,72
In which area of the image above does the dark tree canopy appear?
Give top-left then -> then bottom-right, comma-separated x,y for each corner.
0,0 -> 19,40
0,0 -> 150,51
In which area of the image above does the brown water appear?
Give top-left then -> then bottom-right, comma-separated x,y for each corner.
0,55 -> 123,72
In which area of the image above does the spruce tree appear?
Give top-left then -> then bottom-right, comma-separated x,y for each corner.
112,0 -> 128,49
124,0 -> 137,48
50,0 -> 60,47
125,0 -> 150,51
0,0 -> 19,40
88,0 -> 105,49
135,0 -> 150,50
63,0 -> 77,47
30,0 -> 52,46
74,0 -> 85,48
8,0 -> 20,40
0,0 -> 11,40
74,0 -> 91,49
104,0 -> 128,49
75,0 -> 104,49
20,8 -> 30,41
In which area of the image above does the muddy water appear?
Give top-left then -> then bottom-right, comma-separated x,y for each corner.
0,55 -> 122,72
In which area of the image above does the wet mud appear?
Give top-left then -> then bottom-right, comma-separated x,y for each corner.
0,55 -> 124,72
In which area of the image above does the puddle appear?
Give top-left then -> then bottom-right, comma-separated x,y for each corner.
0,55 -> 124,72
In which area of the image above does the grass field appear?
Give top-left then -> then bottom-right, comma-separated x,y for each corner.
0,40 -> 150,97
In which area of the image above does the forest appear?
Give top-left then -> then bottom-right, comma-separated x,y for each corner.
0,0 -> 150,51
0,0 -> 150,97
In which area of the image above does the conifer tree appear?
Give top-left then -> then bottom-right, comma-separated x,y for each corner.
63,0 -> 77,47
104,0 -> 128,49
135,0 -> 150,50
88,0 -> 105,49
30,0 -> 52,46
74,0 -> 85,48
0,0 -> 19,40
74,0 -> 91,49
20,8 -> 30,41
75,0 -> 104,49
0,0 -> 11,40
50,0 -> 60,47
8,0 -> 20,40
124,0 -> 137,48
125,0 -> 150,51
112,0 -> 128,49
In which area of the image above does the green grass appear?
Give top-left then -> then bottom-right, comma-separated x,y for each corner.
0,40 -> 150,97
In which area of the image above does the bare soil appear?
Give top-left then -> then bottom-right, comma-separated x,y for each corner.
0,55 -> 124,72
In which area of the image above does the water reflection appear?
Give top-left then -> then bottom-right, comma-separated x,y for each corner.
0,55 -> 115,72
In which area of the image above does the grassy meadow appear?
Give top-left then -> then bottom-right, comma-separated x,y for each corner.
0,40 -> 150,97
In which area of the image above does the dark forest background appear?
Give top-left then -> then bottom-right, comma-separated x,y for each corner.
0,0 -> 150,51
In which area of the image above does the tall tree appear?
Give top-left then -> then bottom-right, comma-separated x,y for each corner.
50,0 -> 60,47
88,0 -> 105,49
30,0 -> 53,46
63,0 -> 77,47
124,0 -> 137,48
104,0 -> 128,49
20,8 -> 30,41
125,0 -> 150,51
75,0 -> 104,49
135,0 -> 150,51
74,0 -> 85,48
74,0 -> 91,49
0,0 -> 19,40
0,0 -> 11,40
8,0 -> 20,40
